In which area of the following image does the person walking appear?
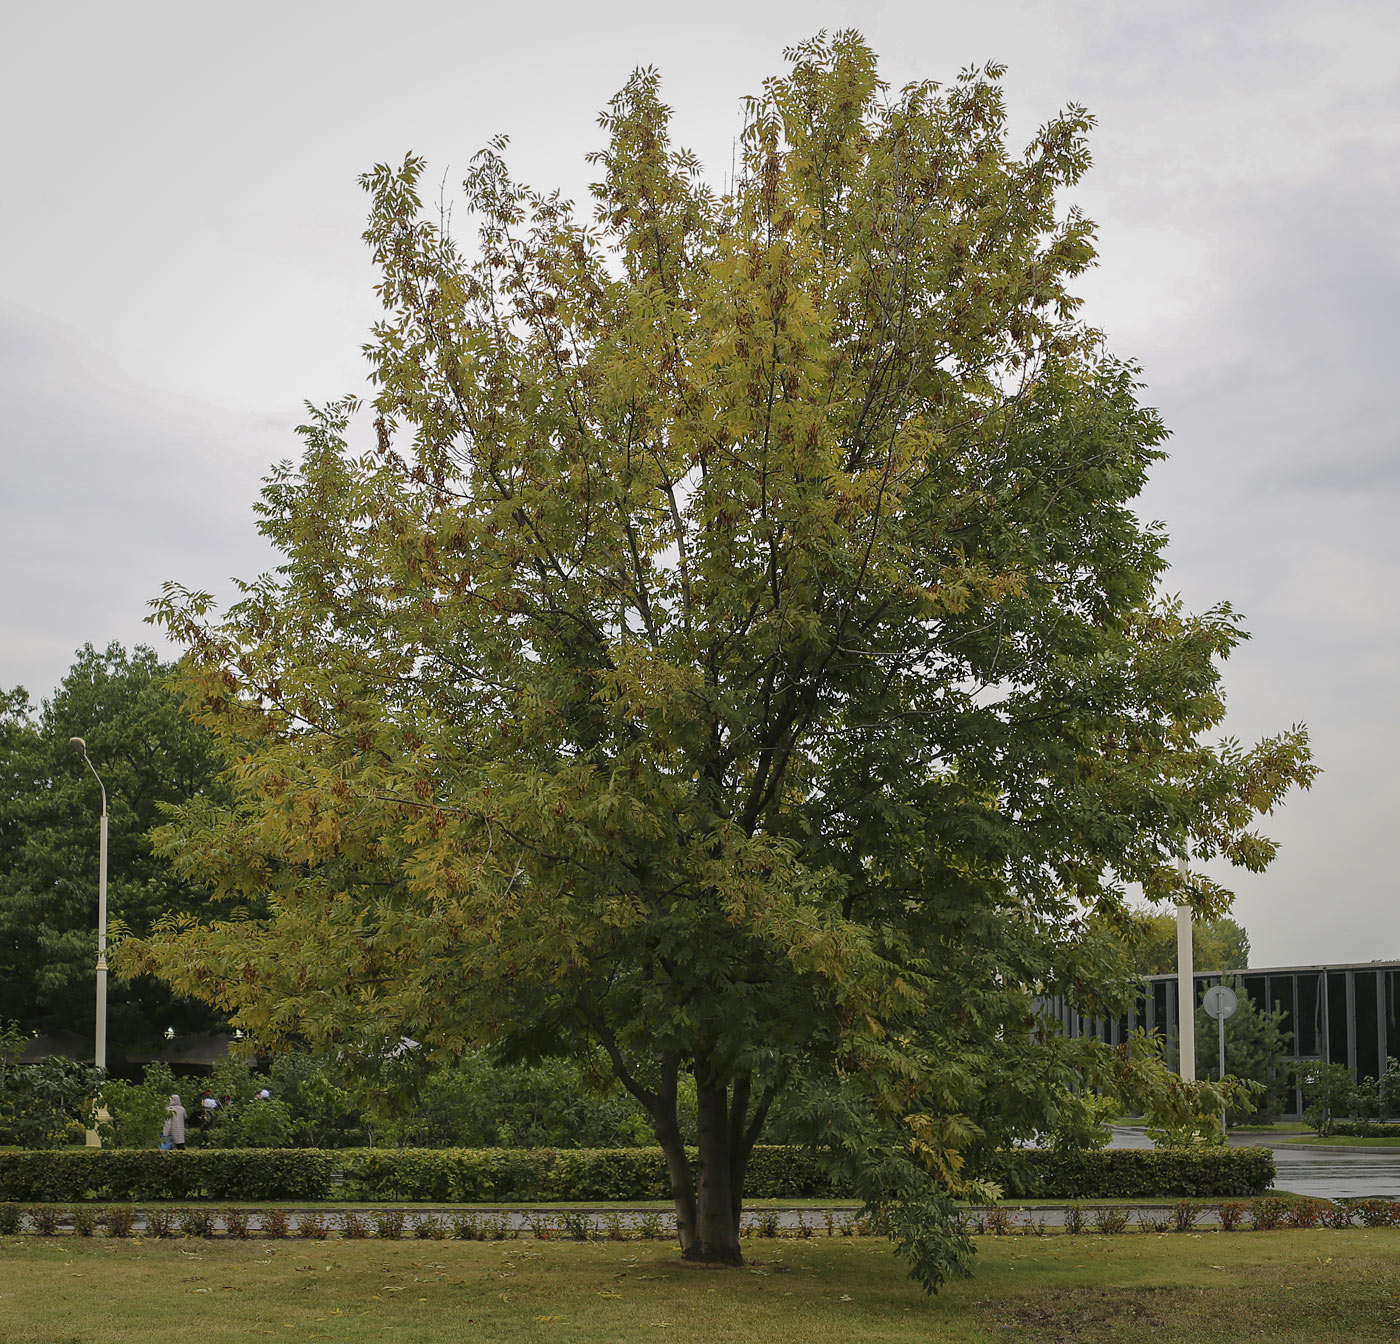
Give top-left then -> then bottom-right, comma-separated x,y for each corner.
162,1095 -> 186,1150
198,1090 -> 219,1141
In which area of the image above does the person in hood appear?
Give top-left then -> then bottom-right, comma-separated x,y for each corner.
162,1095 -> 186,1150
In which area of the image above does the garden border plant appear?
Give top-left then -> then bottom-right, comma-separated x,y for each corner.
2,1194 -> 1398,1239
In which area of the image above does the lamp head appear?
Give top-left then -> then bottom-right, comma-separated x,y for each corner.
69,737 -> 87,755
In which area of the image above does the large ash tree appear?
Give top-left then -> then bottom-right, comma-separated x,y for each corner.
133,35 -> 1313,1287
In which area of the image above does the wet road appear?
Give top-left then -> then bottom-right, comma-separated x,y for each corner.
1112,1127 -> 1400,1199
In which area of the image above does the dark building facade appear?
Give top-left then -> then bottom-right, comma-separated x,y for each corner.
1039,961 -> 1400,1117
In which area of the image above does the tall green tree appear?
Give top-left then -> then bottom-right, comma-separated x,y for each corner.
132,35 -> 1314,1289
1127,907 -> 1250,976
0,644 -> 229,1059
1193,979 -> 1292,1123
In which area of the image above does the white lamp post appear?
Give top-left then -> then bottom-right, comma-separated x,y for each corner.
1176,854 -> 1195,1082
70,737 -> 110,1146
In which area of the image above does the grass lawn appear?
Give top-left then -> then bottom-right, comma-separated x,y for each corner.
2,1230 -> 1399,1343
1282,1135 -> 1400,1149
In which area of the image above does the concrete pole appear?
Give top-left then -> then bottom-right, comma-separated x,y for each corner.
1219,1004 -> 1227,1133
95,806 -> 108,1073
71,738 -> 110,1147
1176,855 -> 1195,1082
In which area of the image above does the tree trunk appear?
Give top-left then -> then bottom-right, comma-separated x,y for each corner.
653,1107 -> 699,1256
686,1070 -> 744,1264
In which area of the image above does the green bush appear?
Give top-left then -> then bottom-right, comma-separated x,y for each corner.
1194,980 -> 1294,1123
997,1147 -> 1273,1199
98,1205 -> 136,1237
1331,1121 -> 1400,1139
0,1148 -> 336,1202
210,1100 -> 296,1149
0,1142 -> 1272,1204
1301,1062 -> 1356,1136
0,1038 -> 103,1149
98,1063 -> 179,1149
336,1145 -> 838,1202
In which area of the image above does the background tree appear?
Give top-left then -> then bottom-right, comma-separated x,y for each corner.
1127,907 -> 1250,976
0,643 -> 230,1061
0,1021 -> 103,1147
131,34 -> 1314,1289
1193,978 -> 1292,1123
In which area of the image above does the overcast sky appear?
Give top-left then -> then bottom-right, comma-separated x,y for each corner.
1,0 -> 1394,968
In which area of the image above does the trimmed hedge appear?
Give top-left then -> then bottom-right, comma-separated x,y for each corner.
0,1150 -> 337,1203
999,1148 -> 1275,1199
1330,1121 -> 1400,1140
0,1143 -> 1273,1203
338,1146 -> 841,1202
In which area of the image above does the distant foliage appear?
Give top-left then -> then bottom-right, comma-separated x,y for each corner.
0,645 -> 230,1056
1194,979 -> 1294,1123
0,1024 -> 102,1148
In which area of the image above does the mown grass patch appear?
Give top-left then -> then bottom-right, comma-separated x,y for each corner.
1,1229 -> 1398,1342
1282,1135 -> 1400,1149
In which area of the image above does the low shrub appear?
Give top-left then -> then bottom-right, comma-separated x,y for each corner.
294,1211 -> 329,1240
1350,1199 -> 1393,1228
1091,1206 -> 1129,1236
0,1204 -> 22,1235
177,1208 -> 215,1238
1216,1200 -> 1248,1231
340,1210 -> 369,1239
70,1206 -> 98,1237
223,1208 -> 251,1239
413,1213 -> 446,1240
0,1149 -> 336,1202
0,1143 -> 1273,1205
1321,1201 -> 1354,1229
28,1206 -> 60,1235
372,1210 -> 406,1240
984,1206 -> 1015,1236
1136,1208 -> 1169,1233
998,1148 -> 1274,1200
98,1205 -> 137,1238
1251,1197 -> 1288,1230
1283,1198 -> 1329,1230
481,1211 -> 515,1241
449,1210 -> 482,1240
260,1209 -> 291,1239
1329,1121 -> 1400,1140
142,1208 -> 176,1238
1170,1200 -> 1202,1233
1062,1204 -> 1085,1235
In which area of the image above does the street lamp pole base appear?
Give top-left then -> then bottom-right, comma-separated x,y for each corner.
84,1106 -> 113,1148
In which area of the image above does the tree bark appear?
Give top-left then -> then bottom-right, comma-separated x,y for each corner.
651,1061 -> 700,1257
687,1064 -> 744,1264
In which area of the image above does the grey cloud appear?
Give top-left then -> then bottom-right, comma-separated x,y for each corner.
0,307 -> 280,698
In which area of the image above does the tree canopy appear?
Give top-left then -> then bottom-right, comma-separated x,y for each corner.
1128,907 -> 1250,977
0,644 -> 231,1060
131,34 -> 1315,1289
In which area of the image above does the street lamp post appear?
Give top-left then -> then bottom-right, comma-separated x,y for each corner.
1176,854 -> 1195,1083
70,737 -> 109,1146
